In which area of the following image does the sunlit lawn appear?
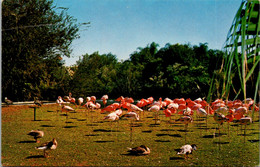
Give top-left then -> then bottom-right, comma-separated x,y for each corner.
2,104 -> 259,166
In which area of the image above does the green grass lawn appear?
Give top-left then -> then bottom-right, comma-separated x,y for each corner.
2,104 -> 259,166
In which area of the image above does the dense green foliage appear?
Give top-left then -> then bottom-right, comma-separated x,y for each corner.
71,42 -> 224,100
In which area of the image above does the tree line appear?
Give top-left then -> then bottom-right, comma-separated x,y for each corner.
71,42 -> 224,101
2,0 -> 258,102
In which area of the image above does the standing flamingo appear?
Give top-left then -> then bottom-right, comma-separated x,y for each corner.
122,101 -> 143,119
213,111 -> 227,149
225,113 -> 234,137
239,116 -> 252,143
90,96 -> 96,104
104,112 -> 120,132
101,103 -> 121,113
101,95 -> 108,107
148,102 -> 161,125
56,96 -> 64,112
78,97 -> 84,107
120,112 -> 140,141
62,105 -> 75,120
196,108 -> 207,135
176,115 -> 193,144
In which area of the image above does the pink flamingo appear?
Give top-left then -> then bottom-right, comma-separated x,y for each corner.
101,95 -> 108,107
120,111 -> 140,141
148,103 -> 161,124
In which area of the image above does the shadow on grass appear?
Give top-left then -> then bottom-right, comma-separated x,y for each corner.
194,123 -> 206,125
93,129 -> 112,132
65,121 -> 73,123
19,140 -> 36,143
250,132 -> 260,134
85,134 -> 100,136
155,140 -> 171,142
149,124 -> 160,127
26,155 -> 45,159
194,119 -> 206,122
169,134 -> 182,137
248,139 -> 260,143
77,119 -> 86,121
131,124 -> 143,127
177,130 -> 193,132
213,141 -> 230,144
142,130 -> 152,133
156,133 -> 169,136
94,121 -> 104,123
202,133 -> 226,138
86,124 -> 98,126
121,153 -> 149,156
94,140 -> 114,143
93,129 -> 121,132
197,127 -> 209,130
40,125 -> 55,127
60,114 -> 67,116
170,157 -> 184,160
160,129 -> 174,131
63,126 -> 78,128
47,110 -> 54,112
171,124 -> 184,127
237,133 -> 252,136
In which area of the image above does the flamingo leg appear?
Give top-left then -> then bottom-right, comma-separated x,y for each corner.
130,120 -> 133,142
117,120 -> 119,141
185,124 -> 188,144
43,150 -> 47,158
244,124 -> 246,143
218,124 -> 220,151
110,121 -> 112,133
154,112 -> 156,125
206,115 -> 208,131
228,122 -> 230,137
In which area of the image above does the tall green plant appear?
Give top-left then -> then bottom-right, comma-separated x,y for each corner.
212,0 -> 260,101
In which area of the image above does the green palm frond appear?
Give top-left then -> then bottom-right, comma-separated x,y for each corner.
214,0 -> 260,101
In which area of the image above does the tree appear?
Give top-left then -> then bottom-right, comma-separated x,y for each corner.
2,0 -> 88,101
71,52 -> 119,98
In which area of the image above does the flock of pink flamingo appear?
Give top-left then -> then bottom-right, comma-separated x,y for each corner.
56,94 -> 259,125
56,94 -> 259,136
30,94 -> 259,158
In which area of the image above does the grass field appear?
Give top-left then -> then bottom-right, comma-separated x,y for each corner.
2,104 -> 259,166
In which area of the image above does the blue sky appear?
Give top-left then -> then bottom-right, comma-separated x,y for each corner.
54,0 -> 242,66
